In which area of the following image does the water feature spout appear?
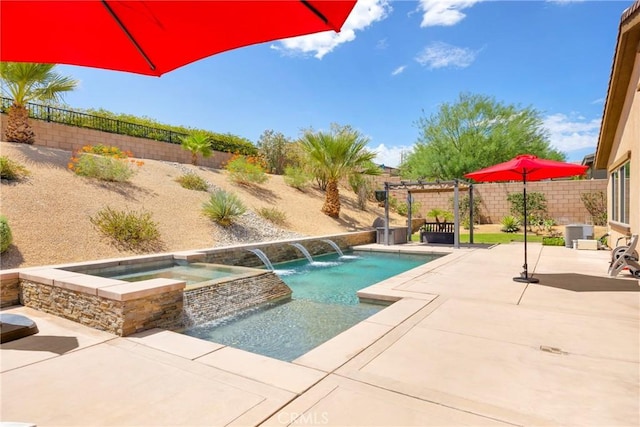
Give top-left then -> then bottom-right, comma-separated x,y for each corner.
248,249 -> 275,271
321,239 -> 344,257
289,243 -> 314,263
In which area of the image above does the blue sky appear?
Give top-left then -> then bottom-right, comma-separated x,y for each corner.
57,0 -> 633,167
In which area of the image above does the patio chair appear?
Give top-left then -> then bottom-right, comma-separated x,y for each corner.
608,234 -> 640,278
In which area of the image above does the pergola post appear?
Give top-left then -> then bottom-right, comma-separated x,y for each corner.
453,179 -> 460,249
384,181 -> 390,245
407,191 -> 412,243
469,184 -> 474,244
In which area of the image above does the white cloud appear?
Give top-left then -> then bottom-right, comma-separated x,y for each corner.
418,0 -> 482,27
415,42 -> 478,69
271,0 -> 391,59
370,143 -> 413,168
391,65 -> 407,76
376,38 -> 389,50
543,113 -> 601,152
546,0 -> 585,5
590,97 -> 605,105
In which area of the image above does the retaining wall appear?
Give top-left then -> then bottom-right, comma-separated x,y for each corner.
0,116 -> 234,169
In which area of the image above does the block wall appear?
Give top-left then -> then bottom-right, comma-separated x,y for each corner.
0,116 -> 233,169
372,176 -> 607,225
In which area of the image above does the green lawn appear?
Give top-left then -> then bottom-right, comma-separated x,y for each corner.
411,232 -> 544,244
459,232 -> 543,244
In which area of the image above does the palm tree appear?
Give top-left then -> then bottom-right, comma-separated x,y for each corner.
179,132 -> 213,165
0,62 -> 78,144
298,125 -> 379,218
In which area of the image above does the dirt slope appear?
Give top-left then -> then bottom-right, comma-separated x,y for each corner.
0,141 -> 403,269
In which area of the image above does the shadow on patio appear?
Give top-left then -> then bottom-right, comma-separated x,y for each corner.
533,273 -> 640,292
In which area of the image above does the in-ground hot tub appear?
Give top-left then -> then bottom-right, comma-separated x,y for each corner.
85,260 -> 264,288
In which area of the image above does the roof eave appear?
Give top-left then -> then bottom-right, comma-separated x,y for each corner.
595,1 -> 640,170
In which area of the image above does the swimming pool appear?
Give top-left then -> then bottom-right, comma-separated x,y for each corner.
183,251 -> 440,361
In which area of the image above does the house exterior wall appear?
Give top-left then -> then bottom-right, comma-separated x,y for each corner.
605,50 -> 640,246
0,117 -> 234,169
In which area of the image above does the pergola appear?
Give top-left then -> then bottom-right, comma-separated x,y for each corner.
377,179 -> 475,248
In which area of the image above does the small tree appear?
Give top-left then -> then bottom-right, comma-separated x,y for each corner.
580,191 -> 607,226
507,192 -> 548,230
0,62 -> 78,144
298,124 -> 379,218
256,129 -> 293,174
179,132 -> 212,165
400,92 -> 564,180
427,208 -> 453,223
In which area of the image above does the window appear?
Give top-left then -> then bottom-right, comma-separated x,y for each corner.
611,160 -> 630,224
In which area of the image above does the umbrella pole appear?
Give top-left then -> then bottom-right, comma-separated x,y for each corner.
514,173 -> 539,284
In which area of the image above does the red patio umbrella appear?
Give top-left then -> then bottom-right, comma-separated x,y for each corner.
465,154 -> 588,283
0,0 -> 357,76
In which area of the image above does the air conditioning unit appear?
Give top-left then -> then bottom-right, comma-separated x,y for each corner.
565,224 -> 595,248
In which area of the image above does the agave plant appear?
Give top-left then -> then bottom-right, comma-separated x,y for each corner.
202,190 -> 246,226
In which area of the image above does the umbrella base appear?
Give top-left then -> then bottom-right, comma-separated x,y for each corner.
513,276 -> 539,284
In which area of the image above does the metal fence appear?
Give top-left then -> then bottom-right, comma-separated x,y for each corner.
1,97 -> 187,144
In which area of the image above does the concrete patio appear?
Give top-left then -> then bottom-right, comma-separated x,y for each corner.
1,242 -> 638,426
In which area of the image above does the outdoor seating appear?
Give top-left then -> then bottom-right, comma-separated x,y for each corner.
608,234 -> 640,278
420,222 -> 455,244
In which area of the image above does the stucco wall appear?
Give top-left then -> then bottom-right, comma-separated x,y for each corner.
372,176 -> 607,225
0,116 -> 234,169
606,50 -> 640,246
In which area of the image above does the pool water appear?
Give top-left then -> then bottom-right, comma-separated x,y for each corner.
183,251 -> 440,361
94,262 -> 253,286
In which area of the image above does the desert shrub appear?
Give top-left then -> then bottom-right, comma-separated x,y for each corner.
450,194 -> 482,227
396,200 -> 422,217
580,191 -> 607,226
78,144 -> 132,159
388,195 -> 399,211
69,144 -> 143,182
257,129 -> 293,175
283,166 -> 311,190
348,174 -> 375,210
0,156 -> 30,181
202,190 -> 246,226
257,207 -> 287,225
501,215 -> 521,233
0,215 -> 13,253
532,218 -> 558,235
175,173 -> 209,191
507,192 -> 548,227
542,236 -> 565,246
225,155 -> 268,185
90,207 -> 161,251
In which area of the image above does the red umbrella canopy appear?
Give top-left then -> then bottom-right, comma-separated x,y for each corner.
464,154 -> 588,183
0,0 -> 357,76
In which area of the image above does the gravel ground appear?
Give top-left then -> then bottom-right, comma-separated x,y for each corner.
1,141 -> 402,269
